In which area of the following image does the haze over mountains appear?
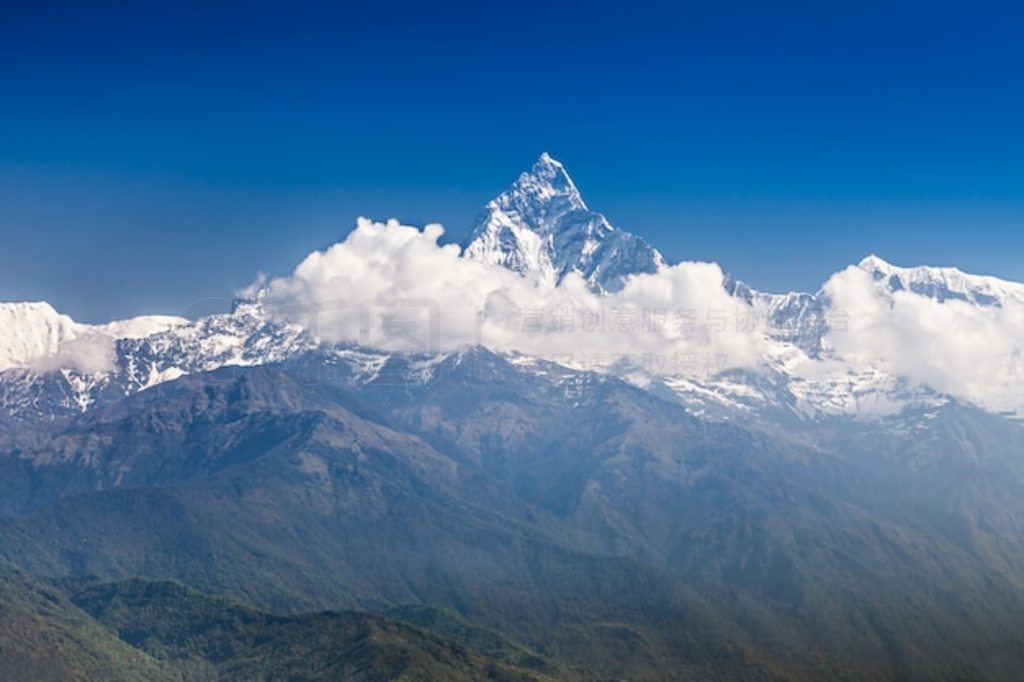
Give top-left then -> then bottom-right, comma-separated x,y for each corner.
1,156 -> 1024,680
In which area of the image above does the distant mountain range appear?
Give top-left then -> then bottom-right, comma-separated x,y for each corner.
1,156 -> 1024,679
3,153 -> 1021,428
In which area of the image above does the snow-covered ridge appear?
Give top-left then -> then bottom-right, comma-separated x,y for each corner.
99,315 -> 190,340
857,254 -> 1024,307
0,301 -> 312,418
0,302 -> 187,373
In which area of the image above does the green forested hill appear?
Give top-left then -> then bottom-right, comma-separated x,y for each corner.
0,566 -> 558,681
0,563 -> 173,681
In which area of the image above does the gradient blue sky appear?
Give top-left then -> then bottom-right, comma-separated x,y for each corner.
2,1 -> 1023,322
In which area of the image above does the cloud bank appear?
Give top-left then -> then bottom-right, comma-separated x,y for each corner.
257,218 -> 768,376
255,218 -> 1024,413
5,219 -> 1021,416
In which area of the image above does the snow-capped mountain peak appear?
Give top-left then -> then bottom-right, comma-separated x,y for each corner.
462,153 -> 664,292
489,151 -> 589,229
0,302 -> 80,371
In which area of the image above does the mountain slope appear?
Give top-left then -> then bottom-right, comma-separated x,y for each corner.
2,361 -> 1024,678
0,364 -> 801,678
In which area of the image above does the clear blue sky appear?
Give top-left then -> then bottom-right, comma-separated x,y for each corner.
2,1 -> 1023,321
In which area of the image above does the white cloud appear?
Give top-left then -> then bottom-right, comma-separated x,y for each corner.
35,331 -> 118,374
258,218 -> 768,376
823,265 -> 1024,413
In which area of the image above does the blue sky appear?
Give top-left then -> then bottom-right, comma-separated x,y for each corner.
2,1 -> 1023,322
